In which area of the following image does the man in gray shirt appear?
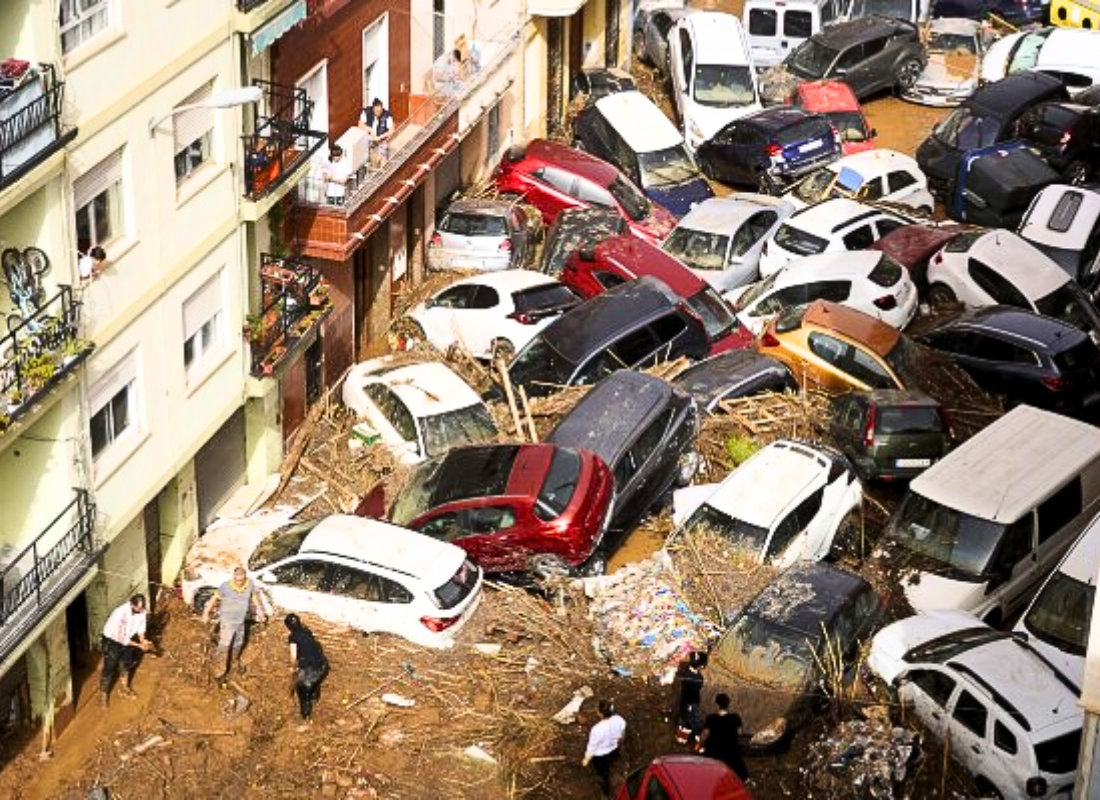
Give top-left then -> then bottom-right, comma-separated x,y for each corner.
203,566 -> 267,681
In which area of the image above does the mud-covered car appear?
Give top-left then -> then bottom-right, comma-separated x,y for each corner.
903,18 -> 985,108
671,350 -> 796,414
706,563 -> 884,751
540,207 -> 626,276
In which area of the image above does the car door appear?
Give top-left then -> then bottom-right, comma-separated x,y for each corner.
833,43 -> 871,96
449,283 -> 502,357
420,283 -> 479,352
854,36 -> 892,96
669,25 -> 692,122
968,332 -> 1044,400
983,512 -> 1038,618
842,223 -> 876,251
886,169 -> 920,205
946,686 -> 993,781
459,504 -> 526,572
805,331 -> 861,391
531,166 -> 580,220
898,667 -> 957,743
263,559 -> 332,619
766,485 -> 826,565
1035,478 -> 1086,597
966,258 -> 1032,309
739,209 -> 782,272
829,394 -> 861,454
325,564 -> 392,633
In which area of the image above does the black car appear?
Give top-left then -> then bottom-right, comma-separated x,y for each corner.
829,390 -> 951,481
671,351 -> 796,414
540,207 -> 626,276
917,307 -> 1100,415
548,371 -> 699,556
1015,102 -> 1100,186
696,108 -> 841,190
763,17 -> 926,104
933,0 -> 1044,26
569,68 -> 637,107
507,276 -> 711,398
706,563 -> 884,751
916,71 -> 1069,196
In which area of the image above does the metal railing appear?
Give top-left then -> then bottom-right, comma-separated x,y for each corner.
0,489 -> 97,628
242,80 -> 327,201
0,63 -> 75,189
250,254 -> 330,376
236,0 -> 274,11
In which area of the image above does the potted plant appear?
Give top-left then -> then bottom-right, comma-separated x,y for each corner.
243,314 -> 263,345
22,353 -> 59,394
62,337 -> 92,365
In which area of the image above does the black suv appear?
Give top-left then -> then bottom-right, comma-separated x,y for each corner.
1015,102 -> 1100,186
548,371 -> 699,557
762,16 -> 926,104
695,107 -> 841,190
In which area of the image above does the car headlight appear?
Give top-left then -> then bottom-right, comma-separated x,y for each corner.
750,717 -> 787,747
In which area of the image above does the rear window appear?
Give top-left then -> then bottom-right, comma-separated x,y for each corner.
749,8 -> 777,35
441,213 -> 508,236
868,255 -> 903,287
773,223 -> 829,256
784,10 -> 813,38
432,558 -> 480,610
1035,729 -> 1082,774
1053,340 -> 1100,372
876,406 -> 942,434
776,119 -> 829,147
1048,191 -> 1084,233
687,287 -> 738,341
513,284 -> 580,315
536,447 -> 582,520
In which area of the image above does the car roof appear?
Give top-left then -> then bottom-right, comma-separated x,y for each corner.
300,514 -> 462,583
1019,186 -> 1100,251
855,388 -> 940,407
742,106 -> 819,132
596,235 -> 706,296
1039,28 -> 1100,69
787,198 -> 891,235
371,361 -> 484,417
524,139 -> 623,186
968,71 -> 1067,118
654,754 -> 750,799
968,230 -> 1068,297
769,250 -> 884,286
683,12 -> 749,62
675,195 -> 791,234
673,350 -> 790,404
444,198 -> 517,216
743,562 -> 871,638
934,307 -> 1087,354
432,444 -> 523,504
440,269 -> 559,294
796,80 -> 860,111
802,300 -> 901,356
548,371 -> 677,463
594,90 -> 684,152
812,15 -> 912,49
828,149 -> 919,180
706,440 -> 830,528
911,405 -> 1100,522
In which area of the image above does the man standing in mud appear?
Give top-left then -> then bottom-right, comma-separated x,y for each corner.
99,594 -> 154,707
203,566 -> 267,681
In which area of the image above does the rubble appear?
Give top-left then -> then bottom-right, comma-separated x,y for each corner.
801,717 -> 921,799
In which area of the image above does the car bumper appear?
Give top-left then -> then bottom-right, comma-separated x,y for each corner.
428,252 -> 513,271
901,85 -> 972,107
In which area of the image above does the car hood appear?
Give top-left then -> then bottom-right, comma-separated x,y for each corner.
689,101 -> 763,143
759,66 -> 802,106
672,483 -> 722,526
914,53 -> 978,92
901,569 -> 988,615
869,610 -> 987,684
183,511 -> 297,577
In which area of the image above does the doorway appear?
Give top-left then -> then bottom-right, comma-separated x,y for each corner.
296,61 -> 329,163
143,499 -> 162,608
305,337 -> 324,406
65,595 -> 92,707
433,0 -> 446,62
362,15 -> 389,111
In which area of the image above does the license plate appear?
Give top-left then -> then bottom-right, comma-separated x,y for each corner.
896,458 -> 931,468
798,139 -> 823,154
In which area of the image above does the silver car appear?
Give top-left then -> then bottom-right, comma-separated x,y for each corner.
633,3 -> 690,80
903,18 -> 986,108
428,199 -> 537,272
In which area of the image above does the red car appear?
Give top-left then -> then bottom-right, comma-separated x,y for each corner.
793,81 -> 876,156
493,139 -> 676,245
561,234 -> 753,353
616,756 -> 752,800
357,443 -> 614,575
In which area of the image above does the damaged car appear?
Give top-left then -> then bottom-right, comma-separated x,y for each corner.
903,18 -> 985,108
783,149 -> 935,213
540,207 -> 626,276
671,350 -> 797,414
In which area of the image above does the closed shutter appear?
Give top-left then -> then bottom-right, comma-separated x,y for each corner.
194,408 -> 246,529
173,83 -> 214,156
73,149 -> 122,210
183,271 -> 224,340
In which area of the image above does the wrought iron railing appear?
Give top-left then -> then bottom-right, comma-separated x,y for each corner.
0,285 -> 91,432
242,80 -> 327,201
0,63 -> 76,189
236,0 -> 274,11
248,254 -> 331,376
0,489 -> 97,628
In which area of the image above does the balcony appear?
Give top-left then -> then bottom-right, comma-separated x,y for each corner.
247,254 -> 332,377
0,489 -> 99,666
1,285 -> 93,435
0,61 -> 78,195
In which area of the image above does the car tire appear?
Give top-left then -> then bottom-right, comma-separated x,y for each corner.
927,283 -> 957,311
1066,160 -> 1091,186
895,59 -> 922,92
490,338 -> 516,363
192,586 -> 216,615
676,450 -> 701,487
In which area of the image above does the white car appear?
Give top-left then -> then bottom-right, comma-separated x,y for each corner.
671,439 -> 861,567
982,27 -> 1100,97
1017,185 -> 1100,286
926,229 -> 1100,341
903,18 -> 985,108
660,195 -> 794,291
668,12 -> 761,152
759,198 -> 908,278
783,150 -> 935,213
180,514 -> 484,649
427,199 -> 534,272
728,251 -> 918,336
869,612 -> 1083,800
407,270 -> 580,361
341,356 -> 497,465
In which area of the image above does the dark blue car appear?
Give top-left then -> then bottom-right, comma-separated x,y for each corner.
933,0 -> 1044,26
695,107 -> 842,192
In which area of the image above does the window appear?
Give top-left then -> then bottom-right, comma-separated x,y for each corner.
991,515 -> 1033,574
173,83 -> 215,186
1038,479 -> 1082,543
433,285 -> 478,308
849,348 -> 895,389
60,0 -> 111,54
90,352 -> 140,463
679,29 -> 694,78
487,101 -> 501,161
419,512 -> 464,543
952,690 -> 988,737
645,775 -> 671,800
834,44 -> 867,72
809,332 -> 848,367
594,271 -> 627,290
769,486 -> 824,558
329,565 -> 384,601
466,506 -> 516,534
911,669 -> 955,708
857,178 -> 885,201
535,167 -> 575,195
271,560 -> 329,591
994,721 -> 1018,755
469,286 -> 500,310
74,149 -> 123,256
365,385 -> 418,444
876,218 -> 904,237
609,327 -> 658,366
843,224 -> 876,250
784,10 -> 813,38
575,178 -> 615,208
967,260 -> 1030,309
182,272 -> 225,381
887,170 -> 918,194
748,8 -> 777,36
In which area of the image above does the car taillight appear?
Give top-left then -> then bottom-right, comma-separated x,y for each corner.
874,294 -> 898,311
760,330 -> 781,348
765,142 -> 782,157
1042,374 -> 1069,392
932,253 -> 943,265
1026,777 -> 1047,797
499,238 -> 513,252
420,615 -> 460,633
939,407 -> 955,440
429,233 -> 442,248
1060,130 -> 1072,146
864,404 -> 877,447
507,310 -> 536,324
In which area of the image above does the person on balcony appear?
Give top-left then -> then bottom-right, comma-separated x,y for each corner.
99,594 -> 155,707
359,98 -> 393,166
320,145 -> 352,206
78,246 -> 106,283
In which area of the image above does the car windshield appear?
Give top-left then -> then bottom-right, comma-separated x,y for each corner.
876,406 -> 942,434
248,520 -> 321,571
542,211 -> 625,275
693,64 -> 756,107
1008,29 -> 1052,73
608,176 -> 652,221
788,40 -> 838,80
716,615 -> 815,689
934,107 -> 998,149
928,31 -> 977,54
1035,282 -> 1100,336
773,222 -> 829,256
509,336 -> 579,390
535,447 -> 582,520
845,0 -> 913,19
828,111 -> 870,143
792,168 -> 841,204
688,287 -> 739,341
735,273 -> 780,311
637,146 -> 699,190
421,405 -> 497,459
390,456 -> 446,526
682,502 -> 770,555
887,491 -> 1006,577
1035,729 -> 1082,775
1023,571 -> 1094,658
663,227 -> 730,271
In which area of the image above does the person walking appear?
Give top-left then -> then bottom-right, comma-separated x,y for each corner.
320,145 -> 352,206
582,699 -> 626,798
202,566 -> 267,681
698,693 -> 749,782
99,594 -> 154,707
674,651 -> 707,745
285,613 -> 328,731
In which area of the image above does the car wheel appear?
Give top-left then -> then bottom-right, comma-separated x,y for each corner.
192,586 -> 216,615
491,338 -> 516,363
927,283 -> 957,311
895,59 -> 922,91
1066,160 -> 1091,186
676,450 -> 701,487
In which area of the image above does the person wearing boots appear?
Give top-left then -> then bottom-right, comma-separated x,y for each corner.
674,651 -> 707,744
99,594 -> 154,707
202,566 -> 266,682
285,613 -> 328,731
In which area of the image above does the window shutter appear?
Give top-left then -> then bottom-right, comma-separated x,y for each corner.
173,82 -> 214,155
73,149 -> 123,210
183,271 -> 224,339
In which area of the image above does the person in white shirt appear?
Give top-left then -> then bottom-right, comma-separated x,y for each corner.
99,594 -> 154,707
582,699 -> 626,797
321,145 -> 353,206
78,246 -> 106,282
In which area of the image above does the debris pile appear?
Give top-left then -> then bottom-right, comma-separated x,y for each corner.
801,717 -> 921,799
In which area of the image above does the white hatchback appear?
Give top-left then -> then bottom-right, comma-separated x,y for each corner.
342,356 -> 497,465
407,270 -> 580,362
729,250 -> 918,336
783,150 -> 935,213
181,514 -> 484,649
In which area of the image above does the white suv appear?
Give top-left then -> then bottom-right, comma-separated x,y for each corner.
870,612 -> 1082,800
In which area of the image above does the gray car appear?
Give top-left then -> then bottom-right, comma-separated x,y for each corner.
428,199 -> 539,272
633,4 -> 690,81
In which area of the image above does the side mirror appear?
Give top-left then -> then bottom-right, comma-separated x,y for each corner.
260,571 -> 277,584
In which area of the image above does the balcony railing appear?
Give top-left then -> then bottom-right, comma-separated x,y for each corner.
0,489 -> 98,663
0,62 -> 78,191
1,285 -> 93,434
248,254 -> 332,376
237,0 -> 274,10
243,80 -> 327,201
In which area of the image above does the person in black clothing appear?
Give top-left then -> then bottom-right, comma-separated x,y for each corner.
285,613 -> 328,729
698,693 -> 749,781
674,651 -> 707,744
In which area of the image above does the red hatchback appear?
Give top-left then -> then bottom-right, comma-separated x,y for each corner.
616,756 -> 752,800
794,81 -> 876,156
561,234 -> 753,353
493,139 -> 676,245
357,443 -> 614,575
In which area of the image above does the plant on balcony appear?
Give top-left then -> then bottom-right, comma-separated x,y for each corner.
308,281 -> 330,309
22,352 -> 59,394
243,314 -> 264,345
62,337 -> 93,364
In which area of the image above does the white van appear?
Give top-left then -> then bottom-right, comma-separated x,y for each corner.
1014,517 -> 1100,689
742,0 -> 844,69
882,405 -> 1100,625
668,12 -> 762,152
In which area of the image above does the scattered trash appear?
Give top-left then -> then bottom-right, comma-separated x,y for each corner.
377,728 -> 407,747
524,656 -> 539,674
222,693 -> 250,718
472,643 -> 503,657
463,744 -> 498,764
381,693 -> 415,708
801,718 -> 921,799
551,685 -> 593,724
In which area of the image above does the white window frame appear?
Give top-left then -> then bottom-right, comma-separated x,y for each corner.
182,271 -> 227,386
89,350 -> 142,477
60,0 -> 112,55
173,82 -> 216,186
74,149 -> 124,257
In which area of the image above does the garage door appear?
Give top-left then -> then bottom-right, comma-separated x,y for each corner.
194,408 -> 246,530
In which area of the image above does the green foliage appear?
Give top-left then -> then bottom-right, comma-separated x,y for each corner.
724,434 -> 761,466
